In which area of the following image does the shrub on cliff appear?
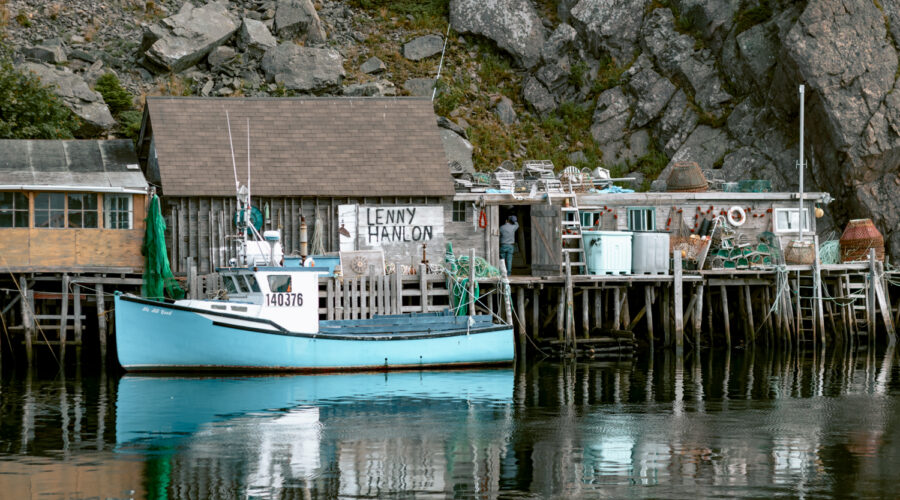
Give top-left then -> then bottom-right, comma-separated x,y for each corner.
0,49 -> 79,139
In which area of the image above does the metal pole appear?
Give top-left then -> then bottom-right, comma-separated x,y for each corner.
431,23 -> 452,101
798,84 -> 805,243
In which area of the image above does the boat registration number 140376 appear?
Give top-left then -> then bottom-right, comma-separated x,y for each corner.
265,293 -> 304,307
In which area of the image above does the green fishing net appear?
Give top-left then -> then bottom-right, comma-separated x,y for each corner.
142,194 -> 185,300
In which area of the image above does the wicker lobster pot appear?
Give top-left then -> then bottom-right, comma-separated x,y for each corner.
784,240 -> 816,265
840,219 -> 885,262
666,161 -> 708,192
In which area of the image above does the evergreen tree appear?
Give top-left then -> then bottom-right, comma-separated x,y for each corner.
0,48 -> 80,139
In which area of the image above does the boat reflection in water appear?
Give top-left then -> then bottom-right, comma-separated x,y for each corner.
115,369 -> 515,498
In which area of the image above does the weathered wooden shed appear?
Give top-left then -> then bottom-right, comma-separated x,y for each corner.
0,139 -> 148,272
136,96 -> 489,274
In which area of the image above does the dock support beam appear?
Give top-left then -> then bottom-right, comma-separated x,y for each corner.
721,285 -> 731,348
96,284 -> 107,367
60,273 -> 69,365
694,284 -> 704,349
645,286 -> 654,350
674,253 -> 684,355
517,287 -> 526,356
20,277 -> 33,366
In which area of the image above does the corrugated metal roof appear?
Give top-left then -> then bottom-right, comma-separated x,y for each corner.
0,140 -> 148,190
143,96 -> 455,197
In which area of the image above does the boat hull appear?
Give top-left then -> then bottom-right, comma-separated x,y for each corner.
114,295 -> 514,371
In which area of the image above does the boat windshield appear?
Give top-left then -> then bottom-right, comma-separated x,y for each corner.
244,274 -> 261,292
223,276 -> 239,294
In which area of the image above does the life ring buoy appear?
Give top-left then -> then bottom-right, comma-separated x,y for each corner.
478,209 -> 487,228
727,206 -> 746,226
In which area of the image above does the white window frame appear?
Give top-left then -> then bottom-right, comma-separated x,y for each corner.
452,201 -> 467,222
627,207 -> 656,232
104,194 -> 133,229
773,207 -> 811,233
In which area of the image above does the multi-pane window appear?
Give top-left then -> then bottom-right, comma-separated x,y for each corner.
773,208 -> 811,233
452,201 -> 467,222
0,192 -> 29,227
627,207 -> 656,231
34,193 -> 66,228
67,193 -> 98,228
104,194 -> 133,229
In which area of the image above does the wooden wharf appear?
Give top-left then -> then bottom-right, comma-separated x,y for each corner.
1,256 -> 897,367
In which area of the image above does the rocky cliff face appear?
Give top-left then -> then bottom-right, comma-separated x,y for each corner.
3,0 -> 900,257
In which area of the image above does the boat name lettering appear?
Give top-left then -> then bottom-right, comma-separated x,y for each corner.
265,292 -> 304,307
141,306 -> 173,316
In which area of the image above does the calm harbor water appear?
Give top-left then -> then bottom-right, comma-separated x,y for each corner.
1,346 -> 898,499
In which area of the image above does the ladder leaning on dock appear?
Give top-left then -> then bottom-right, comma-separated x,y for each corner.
560,191 -> 586,275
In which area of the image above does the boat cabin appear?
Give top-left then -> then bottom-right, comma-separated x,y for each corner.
0,140 -> 148,272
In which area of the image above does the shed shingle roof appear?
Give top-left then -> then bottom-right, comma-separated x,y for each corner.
0,140 -> 147,190
145,97 -> 454,197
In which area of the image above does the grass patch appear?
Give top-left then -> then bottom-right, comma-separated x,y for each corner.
734,2 -> 773,34
590,55 -> 626,96
347,0 -> 448,30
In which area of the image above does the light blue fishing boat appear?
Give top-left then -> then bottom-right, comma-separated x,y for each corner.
115,111 -> 513,372
114,263 -> 514,371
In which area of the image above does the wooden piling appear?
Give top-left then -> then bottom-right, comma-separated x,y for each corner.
645,286 -> 654,350
673,253 -> 684,354
532,287 -> 540,341
96,284 -> 107,366
694,284 -> 704,349
467,249 -> 476,317
60,273 -> 69,365
868,249 -> 877,336
419,264 -> 427,313
20,277 -> 33,366
613,287 -> 622,331
744,285 -> 754,344
593,289 -> 602,329
582,288 -> 590,338
720,284 -> 731,348
557,286 -> 566,341
517,287 -> 526,356
662,287 -> 671,347
73,283 -> 82,362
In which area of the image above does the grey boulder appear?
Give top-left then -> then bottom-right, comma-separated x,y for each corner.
359,56 -> 386,74
590,87 -> 630,146
440,128 -> 475,174
23,40 -> 67,64
450,0 -> 544,69
403,78 -> 436,97
274,0 -> 327,43
141,1 -> 238,73
523,76 -> 557,115
493,96 -> 517,125
19,63 -> 115,135
570,0 -> 644,63
403,35 -> 444,61
342,80 -> 396,96
260,44 -> 344,92
239,17 -> 277,57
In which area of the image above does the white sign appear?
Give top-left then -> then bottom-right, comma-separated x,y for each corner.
336,205 -> 445,260
360,206 -> 442,245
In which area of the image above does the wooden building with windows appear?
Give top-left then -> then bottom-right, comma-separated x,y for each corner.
0,140 -> 148,271
135,96 -> 494,274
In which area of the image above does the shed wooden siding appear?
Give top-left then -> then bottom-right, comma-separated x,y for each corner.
579,197 -> 816,248
165,195 -> 452,274
0,193 -> 146,271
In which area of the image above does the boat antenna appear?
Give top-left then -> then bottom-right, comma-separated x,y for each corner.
246,118 -> 251,205
798,84 -> 805,243
431,23 -> 451,101
225,109 -> 240,205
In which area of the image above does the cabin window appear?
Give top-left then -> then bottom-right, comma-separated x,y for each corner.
104,194 -> 133,229
0,192 -> 28,228
774,208 -> 811,233
34,193 -> 66,228
452,201 -> 467,222
67,193 -> 98,228
581,211 -> 602,228
627,207 -> 656,231
244,274 -> 261,293
268,275 -> 291,293
223,276 -> 239,294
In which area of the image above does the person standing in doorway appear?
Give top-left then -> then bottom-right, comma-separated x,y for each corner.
499,215 -> 518,275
